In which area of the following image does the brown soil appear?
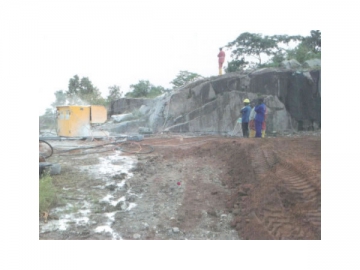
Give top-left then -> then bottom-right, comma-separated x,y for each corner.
40,133 -> 321,240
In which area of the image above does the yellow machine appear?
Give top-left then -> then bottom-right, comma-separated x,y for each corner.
56,105 -> 107,137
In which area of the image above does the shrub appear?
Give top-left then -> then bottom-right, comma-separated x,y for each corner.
39,173 -> 57,214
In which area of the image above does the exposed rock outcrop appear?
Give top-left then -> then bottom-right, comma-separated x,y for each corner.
107,66 -> 321,135
281,59 -> 302,69
302,59 -> 321,69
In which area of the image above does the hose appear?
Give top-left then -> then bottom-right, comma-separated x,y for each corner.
39,140 -> 54,158
116,142 -> 154,154
55,139 -> 125,154
58,141 -> 154,156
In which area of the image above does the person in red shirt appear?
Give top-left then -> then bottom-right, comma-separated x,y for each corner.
217,47 -> 225,75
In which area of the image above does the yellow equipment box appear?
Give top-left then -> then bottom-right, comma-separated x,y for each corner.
56,105 -> 107,137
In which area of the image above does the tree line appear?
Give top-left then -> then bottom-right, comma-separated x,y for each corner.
224,30 -> 321,72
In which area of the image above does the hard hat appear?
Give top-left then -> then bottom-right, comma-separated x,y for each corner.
243,99 -> 250,103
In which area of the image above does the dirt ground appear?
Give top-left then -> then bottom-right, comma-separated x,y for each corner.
39,131 -> 321,240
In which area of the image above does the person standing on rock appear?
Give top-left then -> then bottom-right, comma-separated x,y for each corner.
217,47 -> 225,75
254,97 -> 267,138
240,99 -> 251,138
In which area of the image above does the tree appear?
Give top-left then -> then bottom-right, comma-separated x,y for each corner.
285,31 -> 321,63
148,85 -> 165,98
286,43 -> 321,64
125,80 -> 164,98
170,71 -> 204,88
107,85 -> 123,103
224,58 -> 248,73
225,32 -> 278,65
66,75 -> 105,105
67,75 -> 80,104
225,32 -> 303,69
260,51 -> 286,68
39,107 -> 57,129
302,30 -> 321,53
51,90 -> 67,108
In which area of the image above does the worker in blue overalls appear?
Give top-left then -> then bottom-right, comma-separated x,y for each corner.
254,98 -> 266,138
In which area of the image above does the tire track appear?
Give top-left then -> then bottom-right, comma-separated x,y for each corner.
275,161 -> 320,203
305,209 -> 321,226
249,142 -> 276,177
247,142 -> 319,239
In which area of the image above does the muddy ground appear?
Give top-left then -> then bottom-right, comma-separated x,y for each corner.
39,131 -> 321,240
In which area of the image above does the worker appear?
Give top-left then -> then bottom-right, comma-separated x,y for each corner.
261,108 -> 267,138
248,101 -> 256,138
254,97 -> 266,138
217,47 -> 225,75
240,99 -> 251,138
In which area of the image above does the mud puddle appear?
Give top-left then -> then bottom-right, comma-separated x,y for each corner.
39,150 -> 138,240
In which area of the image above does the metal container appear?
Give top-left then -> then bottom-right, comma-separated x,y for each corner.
56,105 -> 107,137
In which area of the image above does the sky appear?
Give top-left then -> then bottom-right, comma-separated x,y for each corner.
3,0 -> 360,267
2,0 -> 316,115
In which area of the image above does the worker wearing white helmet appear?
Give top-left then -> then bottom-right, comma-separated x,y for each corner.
240,98 -> 251,138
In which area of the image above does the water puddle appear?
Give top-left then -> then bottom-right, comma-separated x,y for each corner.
40,201 -> 91,233
79,153 -> 135,178
40,151 -> 138,239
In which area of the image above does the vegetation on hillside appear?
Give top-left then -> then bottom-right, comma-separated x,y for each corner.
170,70 -> 204,88
125,80 -> 167,98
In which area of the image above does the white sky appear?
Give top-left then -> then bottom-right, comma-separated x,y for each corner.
2,0 -> 315,115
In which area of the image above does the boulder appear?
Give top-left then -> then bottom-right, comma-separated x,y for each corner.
39,162 -> 61,176
139,105 -> 150,115
105,119 -> 146,134
281,59 -> 301,69
111,113 -> 133,123
302,59 -> 321,68
115,200 -> 128,211
109,97 -> 157,115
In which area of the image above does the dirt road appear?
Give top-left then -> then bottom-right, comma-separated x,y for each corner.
39,132 -> 321,240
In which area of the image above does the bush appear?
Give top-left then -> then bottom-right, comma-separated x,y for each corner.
286,44 -> 321,64
39,173 -> 57,214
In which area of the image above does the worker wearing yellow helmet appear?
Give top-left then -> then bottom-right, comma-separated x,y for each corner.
240,98 -> 251,138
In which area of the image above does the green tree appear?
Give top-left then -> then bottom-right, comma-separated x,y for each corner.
285,31 -> 321,64
224,58 -> 248,73
125,80 -> 164,98
67,75 -> 80,103
225,32 -> 279,65
260,51 -> 286,68
302,30 -> 321,53
107,85 -> 123,103
286,43 -> 321,64
225,32 -> 303,69
170,70 -> 204,88
271,34 -> 303,46
66,75 -> 105,105
51,90 -> 67,108
148,85 -> 165,98
39,108 -> 56,129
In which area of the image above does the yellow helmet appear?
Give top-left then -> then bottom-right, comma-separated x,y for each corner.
243,98 -> 250,103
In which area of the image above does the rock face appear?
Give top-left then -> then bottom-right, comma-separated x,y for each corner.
281,59 -> 302,69
109,98 -> 157,116
108,67 -> 321,135
302,59 -> 321,69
